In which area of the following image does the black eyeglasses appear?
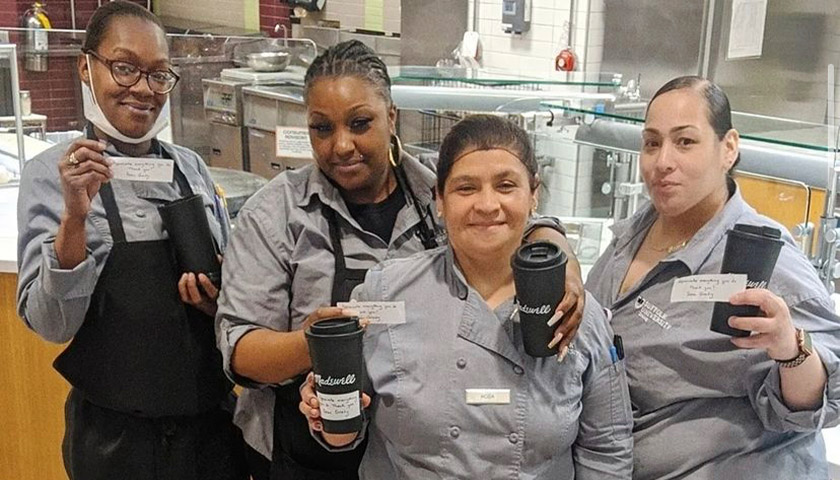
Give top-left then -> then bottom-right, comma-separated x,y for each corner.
83,49 -> 180,94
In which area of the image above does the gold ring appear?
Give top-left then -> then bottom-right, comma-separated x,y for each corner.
68,152 -> 79,166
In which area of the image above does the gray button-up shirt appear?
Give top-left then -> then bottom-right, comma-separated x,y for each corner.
17,136 -> 229,344
586,185 -> 840,479
324,246 -> 633,479
216,153 -> 438,459
216,152 -> 565,459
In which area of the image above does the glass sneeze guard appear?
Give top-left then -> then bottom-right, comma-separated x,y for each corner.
390,66 -> 623,89
541,99 -> 840,153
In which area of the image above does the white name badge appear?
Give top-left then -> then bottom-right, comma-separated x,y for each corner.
111,157 -> 174,183
465,389 -> 511,405
670,274 -> 747,302
337,301 -> 406,325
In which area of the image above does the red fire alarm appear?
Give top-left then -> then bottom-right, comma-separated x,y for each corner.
555,48 -> 577,72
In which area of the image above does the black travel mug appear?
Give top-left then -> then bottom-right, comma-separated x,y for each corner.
710,224 -> 784,337
158,194 -> 222,286
305,317 -> 366,434
511,241 -> 567,357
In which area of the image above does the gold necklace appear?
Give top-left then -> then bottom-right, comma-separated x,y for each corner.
645,227 -> 690,254
646,219 -> 692,254
648,239 -> 689,254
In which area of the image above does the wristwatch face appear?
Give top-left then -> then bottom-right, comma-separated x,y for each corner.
802,329 -> 813,355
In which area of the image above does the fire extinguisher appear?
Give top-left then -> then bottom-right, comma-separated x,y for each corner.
22,2 -> 52,72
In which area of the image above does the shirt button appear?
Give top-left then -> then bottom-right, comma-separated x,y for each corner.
135,210 -> 146,218
508,432 -> 519,444
513,365 -> 524,375
456,358 -> 467,369
449,426 -> 460,439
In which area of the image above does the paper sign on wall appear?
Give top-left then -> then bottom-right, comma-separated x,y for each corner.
276,126 -> 313,159
670,274 -> 747,303
727,0 -> 768,59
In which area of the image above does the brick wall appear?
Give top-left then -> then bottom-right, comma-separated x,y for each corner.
1,0 -> 147,132
259,0 -> 290,37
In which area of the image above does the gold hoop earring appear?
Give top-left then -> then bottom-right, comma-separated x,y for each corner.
389,134 -> 403,167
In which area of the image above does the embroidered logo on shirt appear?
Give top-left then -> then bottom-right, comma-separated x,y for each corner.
634,296 -> 672,330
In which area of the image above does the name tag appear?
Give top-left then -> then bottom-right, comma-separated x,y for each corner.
465,389 -> 511,405
670,274 -> 747,302
111,157 -> 174,183
337,301 -> 406,325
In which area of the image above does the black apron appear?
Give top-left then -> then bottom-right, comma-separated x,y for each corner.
270,207 -> 368,480
53,137 -> 245,480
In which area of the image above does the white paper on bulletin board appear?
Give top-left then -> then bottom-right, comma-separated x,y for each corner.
276,126 -> 313,159
727,0 -> 768,60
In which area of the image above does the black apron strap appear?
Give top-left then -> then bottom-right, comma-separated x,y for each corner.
323,206 -> 368,305
325,206 -> 349,275
98,184 -> 127,244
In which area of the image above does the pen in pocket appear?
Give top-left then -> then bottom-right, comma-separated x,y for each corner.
613,335 -> 624,361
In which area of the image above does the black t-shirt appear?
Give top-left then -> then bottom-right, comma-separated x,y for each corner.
346,183 -> 406,244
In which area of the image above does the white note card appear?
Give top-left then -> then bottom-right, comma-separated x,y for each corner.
465,389 -> 511,405
337,301 -> 406,325
111,157 -> 174,183
670,274 -> 747,303
276,126 -> 313,159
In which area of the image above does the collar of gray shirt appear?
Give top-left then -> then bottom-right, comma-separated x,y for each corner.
296,150 -> 436,218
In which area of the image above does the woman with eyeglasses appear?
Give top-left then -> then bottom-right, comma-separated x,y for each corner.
16,2 -> 247,479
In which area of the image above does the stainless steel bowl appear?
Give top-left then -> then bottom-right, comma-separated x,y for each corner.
247,51 -> 290,72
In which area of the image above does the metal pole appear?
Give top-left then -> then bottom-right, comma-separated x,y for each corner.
815,64 -> 838,290
70,0 -> 77,30
700,0 -> 715,78
6,45 -> 26,176
826,64 -> 836,213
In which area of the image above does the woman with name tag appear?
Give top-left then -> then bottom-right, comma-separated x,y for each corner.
216,40 -> 588,480
586,76 -> 840,479
16,2 -> 246,479
298,114 -> 633,479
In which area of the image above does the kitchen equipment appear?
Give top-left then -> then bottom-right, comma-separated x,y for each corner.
203,78 -> 250,171
220,65 -> 307,85
246,51 -> 290,72
207,167 -> 268,218
243,84 -> 310,179
203,65 -> 306,175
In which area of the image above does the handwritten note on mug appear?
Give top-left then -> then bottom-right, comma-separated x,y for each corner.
111,157 -> 174,183
337,301 -> 406,325
670,274 -> 747,302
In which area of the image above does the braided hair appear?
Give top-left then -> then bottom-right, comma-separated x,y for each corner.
304,40 -> 392,105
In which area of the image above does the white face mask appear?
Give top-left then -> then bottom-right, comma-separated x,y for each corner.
82,54 -> 171,145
